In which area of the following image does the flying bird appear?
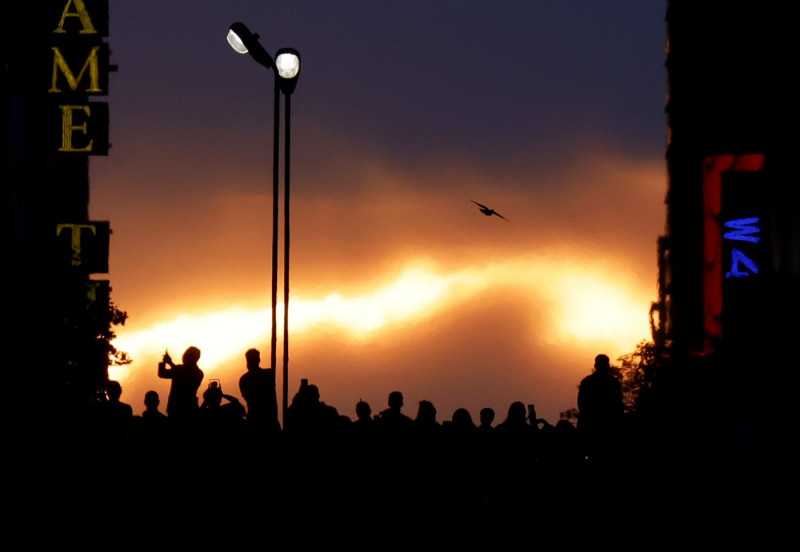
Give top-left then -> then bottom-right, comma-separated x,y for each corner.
471,200 -> 510,221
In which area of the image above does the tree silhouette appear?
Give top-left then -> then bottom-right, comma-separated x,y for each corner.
616,340 -> 662,413
103,299 -> 131,368
559,407 -> 579,423
54,279 -> 131,405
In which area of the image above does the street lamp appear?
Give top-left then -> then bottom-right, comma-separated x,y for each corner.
227,22 -> 280,399
275,47 -> 300,428
227,23 -> 274,69
227,23 -> 300,428
275,48 -> 300,91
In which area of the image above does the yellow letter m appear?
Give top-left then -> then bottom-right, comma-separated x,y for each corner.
50,45 -> 102,93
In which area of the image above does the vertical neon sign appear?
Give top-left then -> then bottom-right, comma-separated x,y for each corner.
702,153 -> 765,352
723,217 -> 760,278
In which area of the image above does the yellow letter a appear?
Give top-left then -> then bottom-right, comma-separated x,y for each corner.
53,0 -> 96,35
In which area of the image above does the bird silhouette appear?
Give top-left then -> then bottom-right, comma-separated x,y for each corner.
471,200 -> 510,221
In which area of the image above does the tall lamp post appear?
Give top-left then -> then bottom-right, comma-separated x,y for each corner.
275,48 -> 301,427
227,23 -> 300,427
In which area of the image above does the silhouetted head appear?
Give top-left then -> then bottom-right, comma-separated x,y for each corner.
307,384 -> 321,403
183,346 -> 201,365
452,408 -> 475,428
506,401 -> 527,424
416,400 -> 437,423
479,407 -> 495,427
203,384 -> 223,407
144,390 -> 160,410
245,348 -> 261,369
355,400 -> 372,421
388,391 -> 404,410
106,380 -> 122,401
594,354 -> 610,373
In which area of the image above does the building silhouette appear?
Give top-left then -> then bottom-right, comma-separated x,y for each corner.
6,2 -> 116,421
653,1 -> 797,422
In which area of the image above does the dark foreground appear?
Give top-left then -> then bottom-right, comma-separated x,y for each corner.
12,415 -> 789,548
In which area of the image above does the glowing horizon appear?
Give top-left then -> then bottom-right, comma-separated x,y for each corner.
110,255 -> 653,392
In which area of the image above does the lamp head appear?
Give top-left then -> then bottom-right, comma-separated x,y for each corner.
226,24 -> 249,54
227,22 -> 274,70
275,47 -> 301,95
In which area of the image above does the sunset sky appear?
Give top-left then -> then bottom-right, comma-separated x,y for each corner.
90,1 -> 668,425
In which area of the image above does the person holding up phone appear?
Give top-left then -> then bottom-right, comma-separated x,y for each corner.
157,346 -> 204,424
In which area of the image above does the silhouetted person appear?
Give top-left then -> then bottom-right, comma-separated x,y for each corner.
414,399 -> 442,435
102,380 -> 133,439
492,401 -> 538,510
524,402 -> 550,454
199,380 -> 246,434
285,380 -> 340,435
440,408 -> 482,514
372,390 -> 415,503
476,406 -> 497,460
409,399 -> 446,512
470,406 -> 501,513
105,380 -> 133,417
134,390 -> 169,446
196,380 -> 247,476
376,390 -> 414,434
238,348 -> 280,434
158,346 -> 204,423
495,401 -> 530,436
131,390 -> 171,490
533,418 -> 583,518
476,406 -> 498,456
355,399 -> 373,422
527,403 -> 552,431
88,380 -> 136,483
141,390 -> 167,423
351,399 -> 376,437
412,399 -> 444,493
577,353 -> 625,462
447,407 -> 477,434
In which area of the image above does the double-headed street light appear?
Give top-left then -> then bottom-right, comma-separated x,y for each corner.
228,23 -> 300,428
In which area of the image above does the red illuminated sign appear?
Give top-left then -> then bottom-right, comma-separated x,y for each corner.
702,153 -> 765,352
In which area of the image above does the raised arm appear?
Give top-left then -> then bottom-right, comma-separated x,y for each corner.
157,351 -> 175,379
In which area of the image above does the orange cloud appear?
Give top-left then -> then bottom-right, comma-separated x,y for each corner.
100,141 -> 664,424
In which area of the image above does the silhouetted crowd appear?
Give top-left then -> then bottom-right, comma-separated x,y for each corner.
28,348 -> 780,544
